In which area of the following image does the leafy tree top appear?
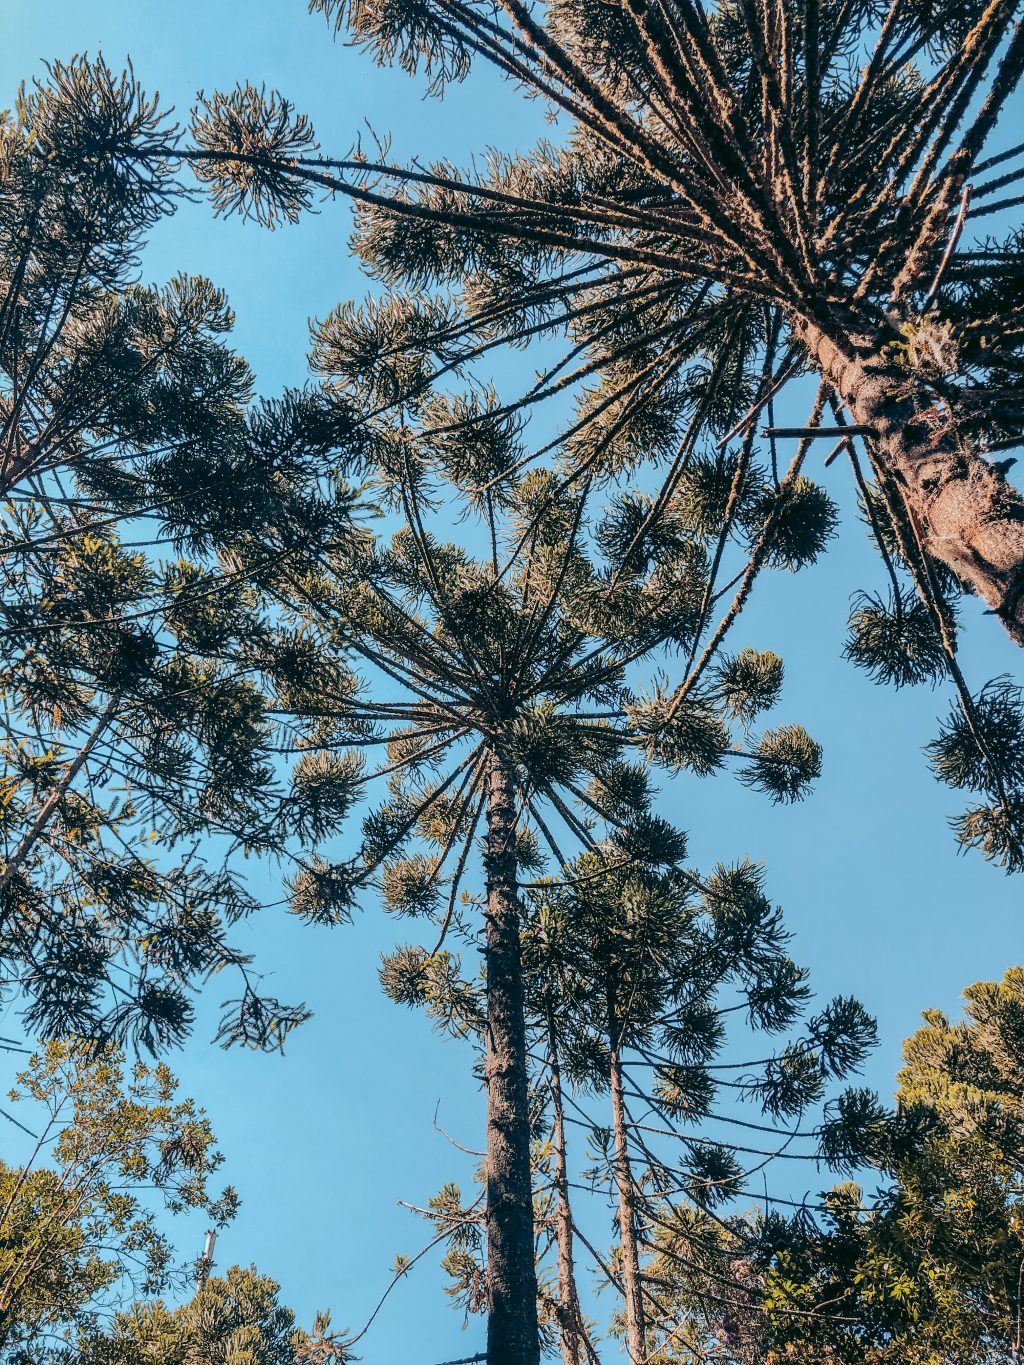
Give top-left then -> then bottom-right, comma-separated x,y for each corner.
265,294 -> 825,957
736,967 -> 1024,1364
0,58 -> 370,1050
80,1265 -> 348,1365
141,3 -> 1024,874
168,0 -> 1024,613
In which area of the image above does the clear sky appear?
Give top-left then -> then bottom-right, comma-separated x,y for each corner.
1,4 -> 1022,1361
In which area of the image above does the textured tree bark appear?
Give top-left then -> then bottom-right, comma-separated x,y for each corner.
484,751 -> 540,1365
795,312 -> 1024,644
608,1007 -> 646,1365
547,1014 -> 585,1365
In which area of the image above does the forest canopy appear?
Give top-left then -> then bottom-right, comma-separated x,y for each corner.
0,4 -> 1023,1364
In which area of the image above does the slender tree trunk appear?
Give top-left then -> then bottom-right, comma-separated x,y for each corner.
608,1005 -> 646,1364
483,750 -> 540,1365
795,312 -> 1024,644
546,1009 -> 584,1365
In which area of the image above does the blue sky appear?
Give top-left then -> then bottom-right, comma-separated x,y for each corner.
2,3 -> 1023,1360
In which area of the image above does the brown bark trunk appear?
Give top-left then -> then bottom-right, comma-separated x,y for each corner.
547,1013 -> 584,1365
795,313 -> 1024,644
484,750 -> 540,1365
608,1008 -> 646,1364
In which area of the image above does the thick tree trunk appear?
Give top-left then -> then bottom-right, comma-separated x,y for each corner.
547,1013 -> 584,1365
483,751 -> 540,1365
795,313 -> 1024,644
608,1012 -> 646,1364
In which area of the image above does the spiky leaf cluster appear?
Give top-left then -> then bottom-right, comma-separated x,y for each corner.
925,679 -> 1024,873
270,288 -> 828,976
846,588 -> 949,688
628,679 -> 820,800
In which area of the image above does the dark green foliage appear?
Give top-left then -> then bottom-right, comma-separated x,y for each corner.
612,811 -> 689,867
524,853 -> 860,1091
752,1045 -> 829,1118
682,1145 -> 744,1210
714,648 -> 784,726
845,589 -> 949,688
953,796 -> 1024,876
264,282 -> 825,972
587,759 -> 652,821
40,13 -> 1024,1352
927,678 -> 1024,792
743,477 -> 839,572
817,1087 -> 893,1172
286,858 -> 360,927
80,1265 -> 348,1365
163,0 -> 1024,879
311,0 -> 475,88
215,250 -> 840,1365
673,452 -> 764,543
311,294 -> 462,413
629,688 -> 821,798
0,58 -> 368,1048
191,85 -> 319,228
381,854 -> 443,917
924,680 -> 1024,872
809,997 -> 879,1078
521,849 -> 876,1362
739,725 -> 823,804
630,693 -> 732,777
378,946 -> 482,1036
595,496 -> 692,577
287,750 -> 364,843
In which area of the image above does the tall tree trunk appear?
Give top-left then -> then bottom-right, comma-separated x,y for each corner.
608,1004 -> 646,1364
546,1009 -> 585,1365
795,312 -> 1024,644
483,750 -> 540,1365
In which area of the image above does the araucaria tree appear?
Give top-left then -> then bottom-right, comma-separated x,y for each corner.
0,59 -> 365,1046
13,24 -> 1024,1365
521,857 -> 876,1364
296,0 -> 1024,637
153,2 -> 1024,867
262,293 -> 836,1365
